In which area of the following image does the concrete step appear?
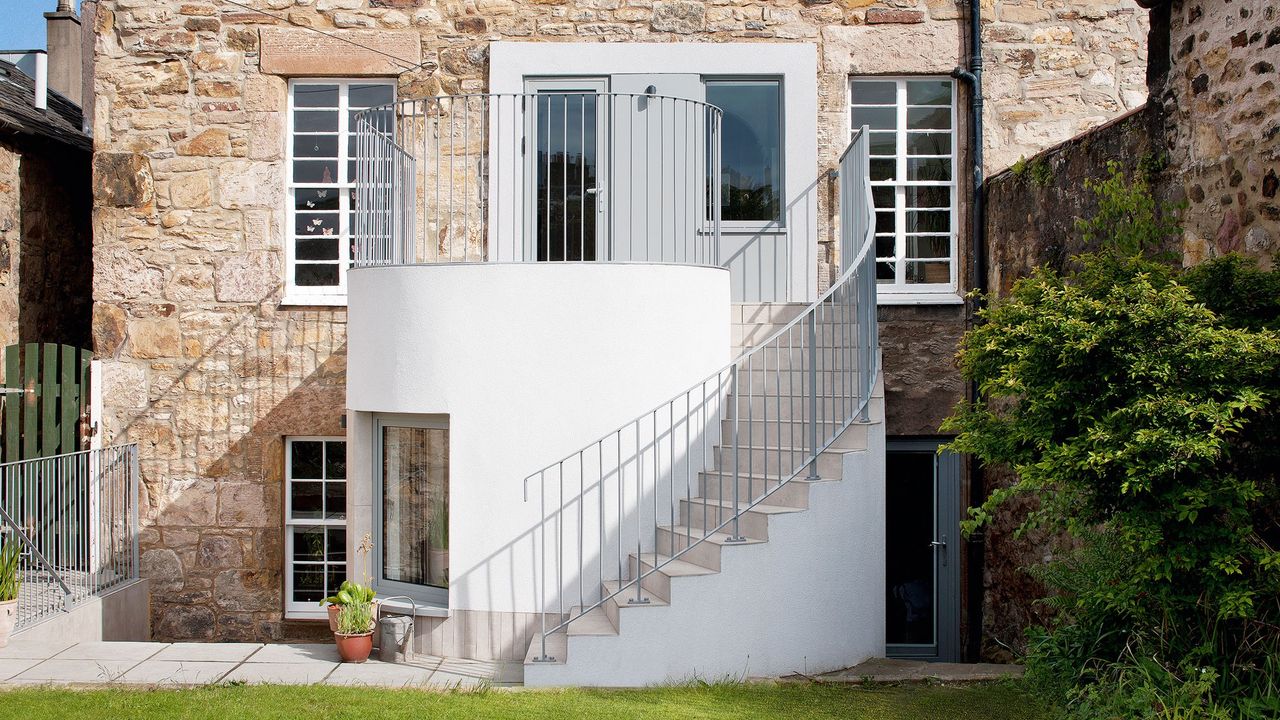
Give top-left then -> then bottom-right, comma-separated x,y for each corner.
655,524 -> 766,571
566,604 -> 618,637
698,473 -> 818,509
680,496 -> 803,539
714,444 -> 851,477
524,630 -> 568,665
628,552 -> 718,603
721,393 -> 862,422
720,417 -> 871,446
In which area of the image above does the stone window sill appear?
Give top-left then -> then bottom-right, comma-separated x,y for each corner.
877,293 -> 965,306
280,294 -> 347,308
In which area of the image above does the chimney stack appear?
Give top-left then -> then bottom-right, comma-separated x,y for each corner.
44,0 -> 82,106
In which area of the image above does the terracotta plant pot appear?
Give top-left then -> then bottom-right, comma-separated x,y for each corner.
334,631 -> 374,663
0,599 -> 16,649
327,601 -> 380,633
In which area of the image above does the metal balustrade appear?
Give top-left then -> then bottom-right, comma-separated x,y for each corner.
522,128 -> 878,660
0,444 -> 140,632
352,92 -> 722,267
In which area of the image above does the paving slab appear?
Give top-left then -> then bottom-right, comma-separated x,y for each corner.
242,643 -> 340,664
10,658 -> 144,684
0,637 -> 75,660
153,643 -> 264,663
428,669 -> 493,689
324,660 -> 433,687
222,661 -> 338,685
118,660 -> 239,686
0,657 -> 45,681
55,642 -> 168,663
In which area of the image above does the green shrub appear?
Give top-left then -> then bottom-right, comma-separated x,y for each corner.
946,167 -> 1280,718
336,600 -> 374,636
0,539 -> 20,602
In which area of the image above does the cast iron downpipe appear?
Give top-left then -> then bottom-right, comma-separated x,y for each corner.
951,0 -> 986,664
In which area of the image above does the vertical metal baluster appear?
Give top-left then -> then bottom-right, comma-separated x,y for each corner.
684,390 -> 691,557
580,94 -> 586,262
726,365 -> 744,543
557,460 -> 563,622
578,451 -> 584,614
598,440 -> 604,598
562,94 -> 568,262
534,471 -> 549,661
616,429 -> 623,586
630,420 -> 648,604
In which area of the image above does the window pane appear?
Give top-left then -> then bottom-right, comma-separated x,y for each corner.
706,81 -> 781,222
326,564 -> 346,598
907,236 -> 950,259
851,80 -> 896,105
907,260 -> 950,284
295,212 -> 338,237
875,211 -> 895,235
295,263 -> 340,287
852,106 -> 896,131
291,441 -> 324,479
907,210 -> 950,233
290,481 -> 323,520
868,131 -> 896,156
295,187 -> 339,212
906,132 -> 951,156
907,107 -> 950,130
293,160 -> 338,185
907,80 -> 952,106
296,238 -> 340,262
327,528 -> 347,563
870,158 -> 896,182
350,84 -> 394,109
325,481 -> 347,520
907,158 -> 951,182
294,110 -> 338,132
382,425 -> 449,589
293,567 -> 325,603
292,527 -> 325,562
877,261 -> 895,281
905,186 -> 950,208
872,186 -> 894,208
293,135 -> 339,158
326,441 -> 347,479
876,235 -> 895,258
293,84 -> 338,108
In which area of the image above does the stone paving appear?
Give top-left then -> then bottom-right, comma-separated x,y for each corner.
0,640 -> 522,689
787,657 -> 1023,684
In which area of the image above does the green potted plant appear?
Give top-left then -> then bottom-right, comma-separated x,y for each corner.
321,578 -> 375,633
0,537 -> 21,648
333,598 -> 376,663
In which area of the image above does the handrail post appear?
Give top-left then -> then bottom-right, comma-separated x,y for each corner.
806,311 -> 820,481
726,364 -> 745,543
129,444 -> 140,579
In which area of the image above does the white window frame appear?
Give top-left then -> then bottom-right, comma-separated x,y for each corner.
373,414 -> 450,608
850,76 -> 961,304
284,79 -> 395,306
284,436 -> 348,620
705,76 -> 786,232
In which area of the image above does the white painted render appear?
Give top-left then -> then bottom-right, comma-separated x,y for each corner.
525,406 -> 887,686
489,42 -> 821,303
346,263 -> 731,613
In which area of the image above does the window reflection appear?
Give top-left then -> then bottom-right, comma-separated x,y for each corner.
706,81 -> 782,223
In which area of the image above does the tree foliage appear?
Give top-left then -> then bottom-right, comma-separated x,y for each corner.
945,165 -> 1280,717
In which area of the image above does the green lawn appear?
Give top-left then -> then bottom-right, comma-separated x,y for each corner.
0,682 -> 1052,720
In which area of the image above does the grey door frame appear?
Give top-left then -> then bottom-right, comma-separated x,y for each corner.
885,438 -> 962,662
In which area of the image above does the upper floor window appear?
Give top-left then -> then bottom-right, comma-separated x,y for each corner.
706,79 -> 782,226
850,77 -> 957,299
286,80 -> 395,303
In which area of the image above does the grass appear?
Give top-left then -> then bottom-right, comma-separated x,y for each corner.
0,682 -> 1053,720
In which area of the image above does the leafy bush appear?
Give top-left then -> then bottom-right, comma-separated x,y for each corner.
946,166 -> 1280,718
0,538 -> 20,602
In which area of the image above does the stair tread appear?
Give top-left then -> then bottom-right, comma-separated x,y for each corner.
714,443 -> 861,453
566,605 -> 618,637
700,469 -> 838,482
684,497 -> 805,514
634,552 -> 719,577
601,579 -> 671,607
659,524 -> 768,546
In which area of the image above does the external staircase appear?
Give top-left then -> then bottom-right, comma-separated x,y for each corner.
523,303 -> 886,686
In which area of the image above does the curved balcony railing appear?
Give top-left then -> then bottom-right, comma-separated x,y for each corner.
352,92 -> 722,267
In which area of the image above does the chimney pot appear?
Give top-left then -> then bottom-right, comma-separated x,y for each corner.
57,1 -> 73,12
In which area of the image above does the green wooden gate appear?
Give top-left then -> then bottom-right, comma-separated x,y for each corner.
1,343 -> 92,463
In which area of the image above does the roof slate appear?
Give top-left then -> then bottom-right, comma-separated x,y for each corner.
0,59 -> 91,152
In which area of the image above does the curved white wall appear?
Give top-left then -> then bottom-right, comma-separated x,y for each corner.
347,263 -> 730,613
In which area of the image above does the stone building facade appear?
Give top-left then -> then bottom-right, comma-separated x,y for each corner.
90,0 -> 1150,651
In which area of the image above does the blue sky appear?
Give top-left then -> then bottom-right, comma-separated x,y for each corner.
0,1 -> 80,52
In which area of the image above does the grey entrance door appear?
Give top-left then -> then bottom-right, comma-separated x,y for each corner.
885,440 -> 961,662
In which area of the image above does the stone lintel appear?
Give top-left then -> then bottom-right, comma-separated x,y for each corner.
259,27 -> 419,77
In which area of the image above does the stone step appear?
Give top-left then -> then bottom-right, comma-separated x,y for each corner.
628,552 -> 718,604
655,524 -> 766,571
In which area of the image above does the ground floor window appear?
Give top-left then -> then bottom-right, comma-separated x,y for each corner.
375,416 -> 449,606
284,437 -> 347,619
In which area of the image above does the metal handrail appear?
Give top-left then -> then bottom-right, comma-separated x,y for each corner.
351,91 -> 723,269
523,128 -> 878,661
0,444 -> 140,632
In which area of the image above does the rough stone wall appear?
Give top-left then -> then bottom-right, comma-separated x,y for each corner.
18,143 -> 94,350
1159,0 -> 1279,267
92,0 -> 1149,644
0,143 -> 18,351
